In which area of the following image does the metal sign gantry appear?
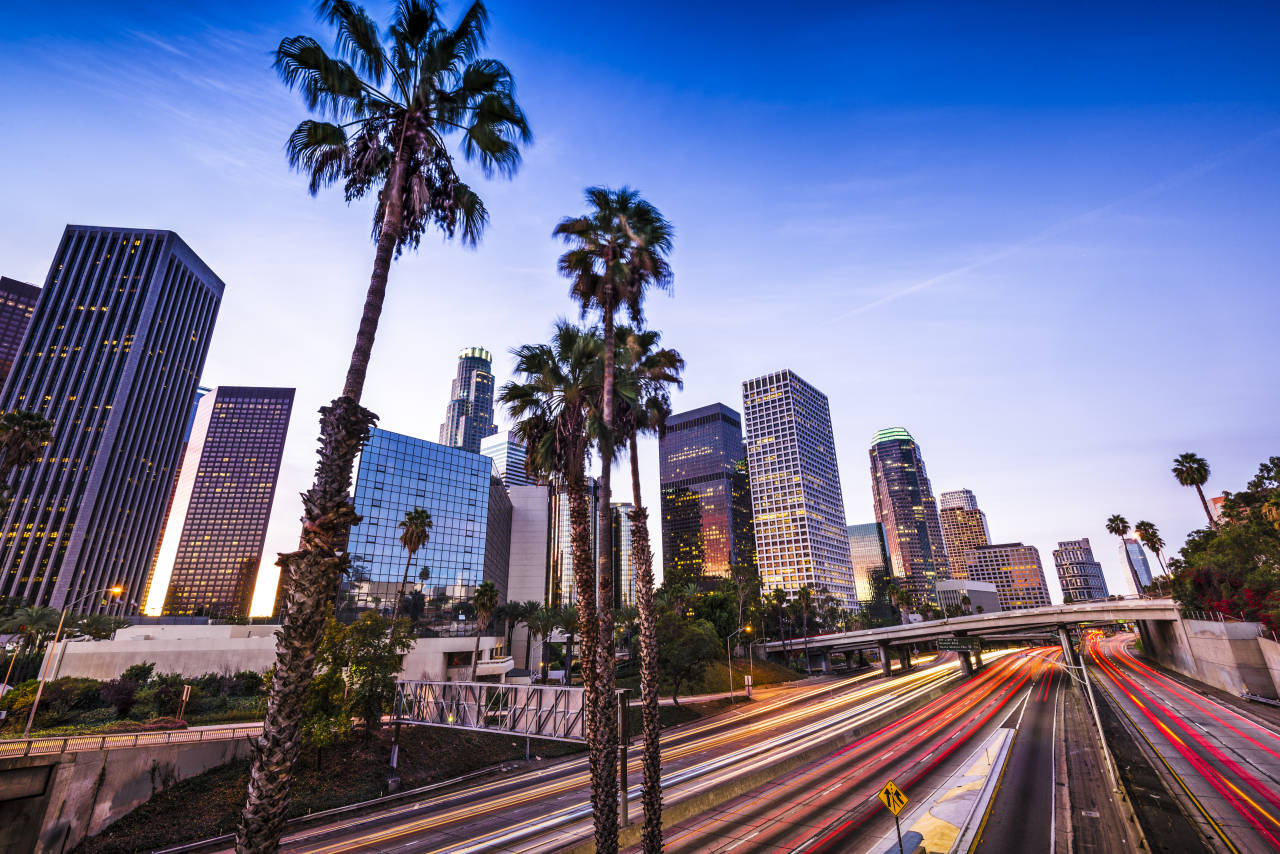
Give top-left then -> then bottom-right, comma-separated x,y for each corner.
394,680 -> 587,742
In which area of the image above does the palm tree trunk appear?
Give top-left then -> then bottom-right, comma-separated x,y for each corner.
236,140 -> 409,854
592,310 -> 619,851
802,613 -> 811,674
390,550 -> 412,623
629,437 -> 663,852
1195,483 -> 1218,529
524,627 -> 534,672
470,632 -> 482,682
566,473 -> 603,825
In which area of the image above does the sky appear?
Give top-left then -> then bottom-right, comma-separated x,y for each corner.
3,1 -> 1278,613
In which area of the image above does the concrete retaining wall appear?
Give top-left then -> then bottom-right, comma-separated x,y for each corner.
0,735 -> 253,854
1140,618 -> 1277,699
1259,636 -> 1280,697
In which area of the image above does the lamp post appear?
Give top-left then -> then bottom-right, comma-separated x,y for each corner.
726,625 -> 752,704
23,585 -> 123,738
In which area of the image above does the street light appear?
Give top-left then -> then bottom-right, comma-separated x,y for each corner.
726,624 -> 752,704
23,585 -> 124,738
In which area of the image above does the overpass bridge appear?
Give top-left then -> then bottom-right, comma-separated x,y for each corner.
762,598 -> 1179,676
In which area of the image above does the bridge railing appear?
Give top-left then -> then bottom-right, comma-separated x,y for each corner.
0,723 -> 263,759
394,680 -> 587,742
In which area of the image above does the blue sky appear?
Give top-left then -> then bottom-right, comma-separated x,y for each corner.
3,1 -> 1278,611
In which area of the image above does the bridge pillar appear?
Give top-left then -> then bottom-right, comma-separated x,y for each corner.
878,641 -> 892,677
1057,625 -> 1079,669
857,649 -> 867,670
898,646 -> 912,672
972,647 -> 983,670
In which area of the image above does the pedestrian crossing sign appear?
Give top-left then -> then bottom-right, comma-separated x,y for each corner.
878,780 -> 909,816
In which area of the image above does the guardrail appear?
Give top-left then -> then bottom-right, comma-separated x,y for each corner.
0,723 -> 263,759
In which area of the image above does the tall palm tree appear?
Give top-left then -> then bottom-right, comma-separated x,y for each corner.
1106,514 -> 1145,595
0,606 -> 61,652
520,601 -> 545,673
555,605 -> 580,685
612,325 -> 682,852
469,581 -> 499,681
497,601 -> 525,657
392,508 -> 432,622
795,586 -> 815,674
523,605 -> 555,679
0,410 -> 54,511
1172,452 -> 1217,529
1133,520 -> 1168,576
770,588 -> 790,658
246,2 -> 529,846
556,188 -> 673,850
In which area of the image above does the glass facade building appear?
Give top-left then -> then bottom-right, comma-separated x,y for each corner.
962,543 -> 1052,611
147,387 -> 294,617
938,489 -> 991,581
743,371 -> 857,607
1121,537 -> 1154,592
847,522 -> 890,604
0,226 -> 222,613
481,430 -> 534,489
658,403 -> 756,588
0,276 -> 40,388
346,428 -> 511,615
612,502 -> 636,608
1053,538 -> 1109,601
547,479 -> 599,608
869,427 -> 949,608
438,346 -> 499,453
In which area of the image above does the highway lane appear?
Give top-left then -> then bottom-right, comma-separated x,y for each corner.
642,647 -> 1053,854
262,654 -> 955,853
972,648 -> 1062,853
1089,632 -> 1280,854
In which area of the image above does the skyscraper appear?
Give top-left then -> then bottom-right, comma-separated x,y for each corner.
938,488 -> 991,580
439,346 -> 498,453
146,387 -> 294,617
612,503 -> 636,608
869,427 -> 949,607
1053,538 -> 1109,602
847,522 -> 890,604
743,371 -> 856,607
1120,537 -> 1154,592
659,403 -> 756,588
0,226 -> 223,613
962,543 -> 1052,611
548,479 -> 600,608
0,276 -> 40,388
481,429 -> 533,489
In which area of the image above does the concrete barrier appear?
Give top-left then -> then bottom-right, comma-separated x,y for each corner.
1139,618 -> 1276,699
1260,636 -> 1280,698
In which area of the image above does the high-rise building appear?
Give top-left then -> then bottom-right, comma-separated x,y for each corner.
962,543 -> 1052,611
869,427 -> 949,607
613,503 -> 636,608
1053,538 -> 1109,602
659,403 -> 756,588
346,428 -> 511,614
548,479 -> 600,608
1120,537 -> 1154,592
481,430 -> 533,489
847,522 -> 890,605
743,371 -> 856,607
0,226 -> 223,613
146,387 -> 294,617
0,276 -> 40,388
439,346 -> 499,454
938,489 -> 991,580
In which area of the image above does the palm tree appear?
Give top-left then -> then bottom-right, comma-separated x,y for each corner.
1133,520 -> 1169,576
555,605 -> 580,685
523,605 -> 555,680
1106,514 -> 1145,595
497,601 -> 525,657
0,606 -> 61,651
960,594 -> 972,615
469,581 -> 499,681
0,410 -> 54,510
795,586 -> 815,674
770,588 -> 790,658
520,601 -> 545,673
1172,452 -> 1217,529
392,508 -> 432,622
245,3 -> 530,847
556,188 -> 673,850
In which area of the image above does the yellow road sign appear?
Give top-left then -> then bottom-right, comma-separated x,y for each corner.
878,779 -> 909,816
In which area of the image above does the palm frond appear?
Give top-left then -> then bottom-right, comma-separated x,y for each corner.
319,0 -> 389,87
286,120 -> 351,195
275,35 -> 374,119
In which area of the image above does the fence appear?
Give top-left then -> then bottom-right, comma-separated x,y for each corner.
394,680 -> 586,742
0,723 -> 263,759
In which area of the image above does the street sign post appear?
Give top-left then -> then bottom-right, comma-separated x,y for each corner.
878,779 -> 910,853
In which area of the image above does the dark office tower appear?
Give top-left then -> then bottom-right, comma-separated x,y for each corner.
659,403 -> 757,589
847,522 -> 890,604
869,427 -> 949,608
612,503 -> 636,608
0,226 -> 223,613
147,387 -> 294,617
743,372 -> 857,608
439,346 -> 499,454
1053,538 -> 1109,602
0,276 -> 41,388
938,489 -> 991,580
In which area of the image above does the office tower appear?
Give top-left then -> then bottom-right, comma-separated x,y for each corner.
481,430 -> 534,489
847,522 -> 890,605
962,543 -> 1052,611
1120,537 -> 1154,592
935,579 -> 1000,615
439,346 -> 499,453
743,371 -> 857,607
613,503 -> 636,608
869,428 -> 950,607
347,428 -> 512,613
147,387 -> 294,617
0,226 -> 223,613
506,485 -> 552,606
1053,538 -> 1109,602
0,276 -> 40,388
659,403 -> 757,588
938,489 -> 991,580
548,479 -> 600,608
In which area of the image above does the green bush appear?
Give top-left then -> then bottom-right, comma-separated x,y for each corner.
121,662 -> 155,685
139,673 -> 190,718
0,677 -> 105,730
100,678 -> 140,718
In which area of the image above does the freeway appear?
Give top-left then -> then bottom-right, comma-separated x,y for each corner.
646,647 -> 1053,853
1089,632 -> 1280,854
259,654 -> 957,853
